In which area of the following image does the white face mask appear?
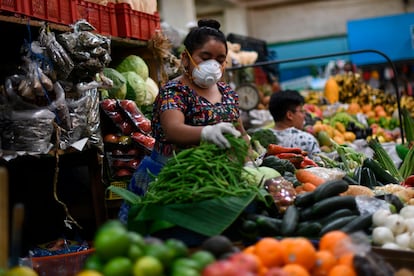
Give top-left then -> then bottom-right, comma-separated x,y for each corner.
191,59 -> 223,88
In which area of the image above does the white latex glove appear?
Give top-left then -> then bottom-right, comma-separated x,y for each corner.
201,122 -> 241,149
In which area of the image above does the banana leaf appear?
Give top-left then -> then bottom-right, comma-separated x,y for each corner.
127,192 -> 256,237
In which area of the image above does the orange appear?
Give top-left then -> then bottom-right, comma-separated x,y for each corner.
282,263 -> 310,276
254,237 -> 284,268
243,245 -> 256,254
280,237 -> 317,271
327,264 -> 356,276
337,252 -> 354,268
319,231 -> 352,258
311,250 -> 337,276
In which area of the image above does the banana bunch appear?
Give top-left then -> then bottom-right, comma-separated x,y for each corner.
401,95 -> 414,117
334,73 -> 397,115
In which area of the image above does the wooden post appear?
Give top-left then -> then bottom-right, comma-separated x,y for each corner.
0,167 -> 8,269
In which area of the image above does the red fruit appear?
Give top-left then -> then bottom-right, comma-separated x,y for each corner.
119,121 -> 133,134
403,175 -> 414,187
228,253 -> 260,273
202,260 -> 239,276
101,99 -> 117,112
109,112 -> 123,123
131,132 -> 155,149
115,169 -> 132,178
128,159 -> 140,170
104,134 -> 119,144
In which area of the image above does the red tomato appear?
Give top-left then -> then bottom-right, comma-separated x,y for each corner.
101,99 -> 117,112
120,100 -> 139,115
104,134 -> 119,144
138,120 -> 151,133
108,112 -> 123,123
131,132 -> 155,149
119,121 -> 133,135
128,159 -> 140,170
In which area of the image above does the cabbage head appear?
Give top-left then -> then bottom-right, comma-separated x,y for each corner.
142,77 -> 159,105
116,55 -> 149,80
121,71 -> 147,106
102,68 -> 127,99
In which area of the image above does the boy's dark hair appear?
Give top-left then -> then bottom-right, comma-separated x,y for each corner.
268,90 -> 305,122
183,19 -> 228,54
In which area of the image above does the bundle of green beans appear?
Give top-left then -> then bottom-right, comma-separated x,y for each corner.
142,135 -> 259,204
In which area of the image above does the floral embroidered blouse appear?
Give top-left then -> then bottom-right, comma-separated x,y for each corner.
151,80 -> 241,157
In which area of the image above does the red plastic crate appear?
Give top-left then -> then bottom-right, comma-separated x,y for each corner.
20,0 -> 78,25
115,3 -> 160,41
0,0 -> 25,15
76,0 -> 117,36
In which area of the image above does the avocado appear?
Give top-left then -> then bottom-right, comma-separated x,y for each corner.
200,235 -> 234,259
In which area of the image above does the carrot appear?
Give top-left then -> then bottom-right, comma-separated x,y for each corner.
295,169 -> 325,186
267,144 -> 303,155
295,185 -> 305,194
302,182 -> 317,192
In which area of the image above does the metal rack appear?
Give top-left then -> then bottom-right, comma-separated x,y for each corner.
226,49 -> 405,144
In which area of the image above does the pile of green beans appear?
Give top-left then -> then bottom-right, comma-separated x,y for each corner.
142,135 -> 259,204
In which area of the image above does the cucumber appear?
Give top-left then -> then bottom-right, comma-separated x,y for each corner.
316,208 -> 358,226
340,213 -> 373,234
298,207 -> 315,222
343,174 -> 359,185
281,205 -> 300,236
313,179 -> 349,202
359,167 -> 377,189
362,158 -> 399,184
294,191 -> 315,208
320,215 -> 358,236
311,196 -> 357,217
255,215 -> 283,236
295,221 -> 322,238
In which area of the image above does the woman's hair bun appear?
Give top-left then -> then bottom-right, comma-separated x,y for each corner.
198,19 -> 221,30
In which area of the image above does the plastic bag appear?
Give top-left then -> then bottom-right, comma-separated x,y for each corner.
303,166 -> 346,181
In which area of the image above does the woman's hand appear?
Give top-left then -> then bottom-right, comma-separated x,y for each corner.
201,122 -> 241,148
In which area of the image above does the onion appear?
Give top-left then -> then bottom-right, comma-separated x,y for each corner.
404,218 -> 414,233
372,226 -> 394,245
372,209 -> 392,227
384,214 -> 407,235
382,242 -> 401,250
395,232 -> 411,249
408,232 -> 414,250
400,206 -> 414,219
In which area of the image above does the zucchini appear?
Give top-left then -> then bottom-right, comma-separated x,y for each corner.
295,221 -> 322,238
316,208 -> 358,226
340,213 -> 373,234
352,166 -> 363,182
320,215 -> 358,236
343,174 -> 359,185
281,205 -> 300,236
359,167 -> 377,189
255,215 -> 283,236
299,207 -> 315,222
312,196 -> 357,217
313,179 -> 349,202
362,158 -> 399,184
294,191 -> 315,208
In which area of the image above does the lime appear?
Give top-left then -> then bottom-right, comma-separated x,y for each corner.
128,244 -> 145,261
75,270 -> 104,276
133,256 -> 164,276
170,258 -> 199,272
102,256 -> 132,276
190,250 -> 216,270
170,266 -> 199,276
128,231 -> 146,248
83,253 -> 104,271
94,224 -> 130,261
164,238 -> 189,259
144,243 -> 174,267
4,266 -> 38,276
